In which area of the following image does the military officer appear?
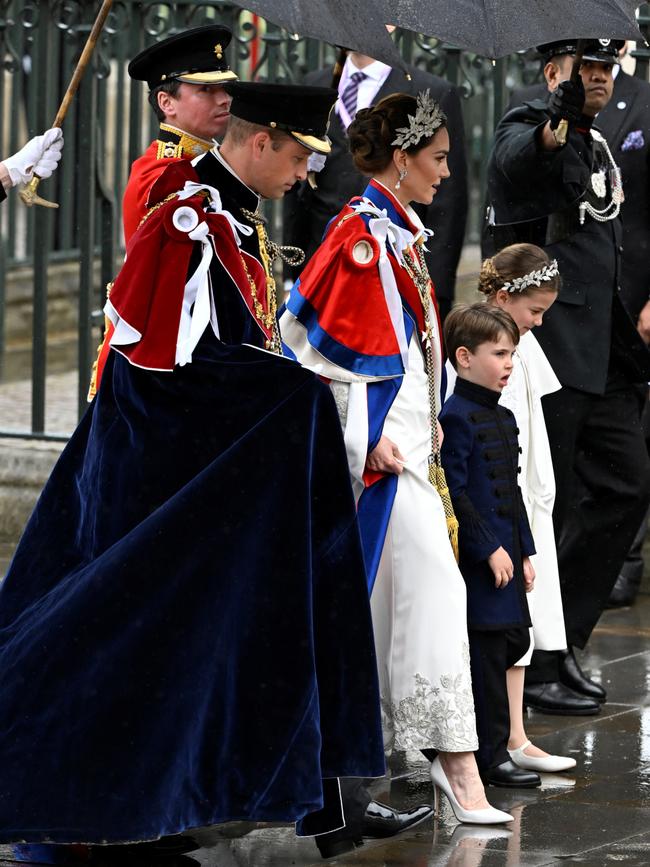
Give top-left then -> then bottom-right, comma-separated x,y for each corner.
486,38 -> 650,716
122,24 -> 237,243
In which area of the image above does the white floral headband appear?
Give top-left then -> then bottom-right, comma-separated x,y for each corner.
501,259 -> 559,293
391,89 -> 446,150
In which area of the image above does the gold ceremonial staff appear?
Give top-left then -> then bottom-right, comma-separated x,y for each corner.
20,0 -> 114,209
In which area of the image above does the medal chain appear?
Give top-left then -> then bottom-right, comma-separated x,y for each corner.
240,208 -> 305,354
580,131 -> 623,225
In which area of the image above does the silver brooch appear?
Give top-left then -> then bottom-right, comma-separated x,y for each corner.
591,170 -> 607,199
391,90 -> 446,150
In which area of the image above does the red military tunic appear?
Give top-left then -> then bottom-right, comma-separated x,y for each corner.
122,123 -> 212,244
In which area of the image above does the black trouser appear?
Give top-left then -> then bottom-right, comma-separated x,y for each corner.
298,778 -> 371,841
527,379 -> 650,683
468,627 -> 530,772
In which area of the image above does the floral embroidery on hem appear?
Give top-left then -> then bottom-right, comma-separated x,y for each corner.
382,653 -> 478,753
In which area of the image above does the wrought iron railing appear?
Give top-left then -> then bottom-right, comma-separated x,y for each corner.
1,0 -> 649,438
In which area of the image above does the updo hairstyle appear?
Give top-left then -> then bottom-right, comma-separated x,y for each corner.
478,243 -> 560,297
348,92 -> 447,176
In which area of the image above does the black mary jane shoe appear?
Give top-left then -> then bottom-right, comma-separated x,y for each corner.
558,648 -> 606,702
523,680 -> 601,716
316,801 -> 433,859
482,760 -> 541,789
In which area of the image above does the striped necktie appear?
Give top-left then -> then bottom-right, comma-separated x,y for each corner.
340,71 -> 367,123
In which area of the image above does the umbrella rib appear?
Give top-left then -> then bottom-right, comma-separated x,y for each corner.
482,0 -> 499,57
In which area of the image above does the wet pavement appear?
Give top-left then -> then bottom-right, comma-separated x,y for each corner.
0,587 -> 648,866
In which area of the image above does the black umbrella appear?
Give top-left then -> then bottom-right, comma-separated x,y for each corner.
390,0 -> 643,57
230,0 -> 408,73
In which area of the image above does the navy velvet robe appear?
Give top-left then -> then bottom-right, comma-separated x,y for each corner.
0,155 -> 384,844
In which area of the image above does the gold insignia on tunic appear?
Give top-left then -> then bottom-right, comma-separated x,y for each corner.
214,43 -> 223,59
157,124 -> 212,160
157,140 -> 182,160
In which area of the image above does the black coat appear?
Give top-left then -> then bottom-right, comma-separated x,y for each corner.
283,65 -> 468,305
509,72 -> 650,321
486,99 -> 650,394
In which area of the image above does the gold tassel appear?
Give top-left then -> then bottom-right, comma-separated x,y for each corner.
429,460 -> 460,563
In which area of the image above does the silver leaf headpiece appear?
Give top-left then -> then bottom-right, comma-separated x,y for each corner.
501,259 -> 560,293
391,90 -> 446,150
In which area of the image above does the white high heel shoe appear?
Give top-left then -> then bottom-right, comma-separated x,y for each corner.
430,757 -> 513,825
508,740 -> 577,773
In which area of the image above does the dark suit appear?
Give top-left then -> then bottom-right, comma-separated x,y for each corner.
284,65 -> 468,318
486,99 -> 650,682
509,73 -> 650,610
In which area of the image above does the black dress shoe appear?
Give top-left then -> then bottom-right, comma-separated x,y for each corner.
607,569 -> 642,608
483,760 -> 541,788
558,647 -> 606,702
361,800 -> 433,838
316,836 -> 362,859
316,801 -> 433,858
523,680 -> 601,715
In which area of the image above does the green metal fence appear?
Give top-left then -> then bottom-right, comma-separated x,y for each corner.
1,0 -> 649,438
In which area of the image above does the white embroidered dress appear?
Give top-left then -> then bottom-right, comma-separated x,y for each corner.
282,189 -> 478,755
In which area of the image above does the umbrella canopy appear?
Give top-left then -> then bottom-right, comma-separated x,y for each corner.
391,0 -> 643,57
230,0 -> 408,72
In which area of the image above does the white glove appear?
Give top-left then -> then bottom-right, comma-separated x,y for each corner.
2,128 -> 64,186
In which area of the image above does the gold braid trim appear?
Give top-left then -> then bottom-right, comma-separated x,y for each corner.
137,192 -> 180,232
87,281 -> 115,402
239,208 -> 306,354
157,124 -> 212,159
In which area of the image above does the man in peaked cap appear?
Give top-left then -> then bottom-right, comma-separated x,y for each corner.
122,24 -> 238,243
0,81 -> 427,856
486,38 -> 650,719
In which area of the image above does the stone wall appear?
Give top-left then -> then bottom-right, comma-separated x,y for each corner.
0,437 -> 64,571
3,260 -> 103,382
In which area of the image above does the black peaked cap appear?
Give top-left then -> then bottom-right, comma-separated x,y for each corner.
225,81 -> 337,155
537,38 -> 625,64
129,25 -> 237,88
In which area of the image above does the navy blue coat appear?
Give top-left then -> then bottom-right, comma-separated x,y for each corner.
440,378 -> 534,630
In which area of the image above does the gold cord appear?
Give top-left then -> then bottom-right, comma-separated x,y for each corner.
239,208 -> 306,354
402,245 -> 459,560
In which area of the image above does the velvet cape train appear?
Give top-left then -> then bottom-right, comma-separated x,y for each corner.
0,333 -> 385,843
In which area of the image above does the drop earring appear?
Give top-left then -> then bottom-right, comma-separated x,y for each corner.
395,168 -> 407,190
